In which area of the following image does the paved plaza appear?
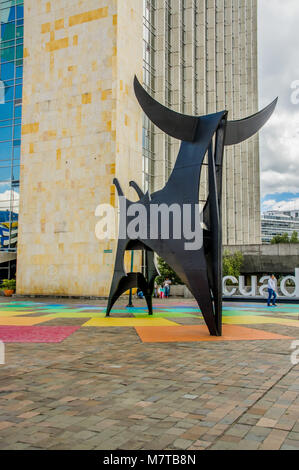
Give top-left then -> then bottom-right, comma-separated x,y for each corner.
0,297 -> 298,450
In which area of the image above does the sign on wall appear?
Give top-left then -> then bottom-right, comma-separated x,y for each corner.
223,268 -> 299,298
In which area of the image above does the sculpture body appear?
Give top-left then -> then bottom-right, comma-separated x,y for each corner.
106,77 -> 277,336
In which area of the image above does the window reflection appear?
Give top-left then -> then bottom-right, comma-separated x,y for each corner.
0,80 -> 4,103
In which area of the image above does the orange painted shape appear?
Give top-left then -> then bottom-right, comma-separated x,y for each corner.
134,325 -> 294,343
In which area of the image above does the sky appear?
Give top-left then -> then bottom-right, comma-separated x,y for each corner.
258,0 -> 299,212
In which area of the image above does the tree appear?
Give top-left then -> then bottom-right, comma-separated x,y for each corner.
271,233 -> 290,244
270,232 -> 299,244
156,257 -> 183,286
222,249 -> 244,278
156,250 -> 244,286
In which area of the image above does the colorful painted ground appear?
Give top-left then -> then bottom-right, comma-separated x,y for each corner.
0,299 -> 297,343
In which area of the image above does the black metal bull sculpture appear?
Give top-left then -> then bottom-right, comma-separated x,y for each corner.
106,76 -> 277,336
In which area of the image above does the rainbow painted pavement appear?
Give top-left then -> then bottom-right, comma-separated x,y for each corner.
0,300 -> 298,343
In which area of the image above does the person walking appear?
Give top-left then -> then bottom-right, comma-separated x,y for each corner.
163,278 -> 172,298
267,274 -> 277,307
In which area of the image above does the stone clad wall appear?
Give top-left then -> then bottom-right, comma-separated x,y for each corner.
225,244 -> 299,275
17,0 -> 143,296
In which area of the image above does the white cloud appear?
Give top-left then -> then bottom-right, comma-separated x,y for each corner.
261,199 -> 277,210
262,198 -> 299,212
258,0 -> 299,199
260,111 -> 299,195
0,190 -> 19,213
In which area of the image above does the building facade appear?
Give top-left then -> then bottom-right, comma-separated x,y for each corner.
143,0 -> 260,245
0,0 -> 260,296
262,210 -> 299,244
16,0 -> 143,296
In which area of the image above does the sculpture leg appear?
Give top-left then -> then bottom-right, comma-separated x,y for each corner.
208,143 -> 222,335
161,249 -> 219,336
136,272 -> 154,316
144,294 -> 153,316
107,271 -> 154,317
144,250 -> 158,316
106,238 -> 128,317
106,273 -> 137,317
185,269 -> 219,336
106,290 -> 120,317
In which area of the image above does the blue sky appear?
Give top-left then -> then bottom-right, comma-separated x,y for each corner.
258,0 -> 299,212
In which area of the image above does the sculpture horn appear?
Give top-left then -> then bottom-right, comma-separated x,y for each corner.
224,98 -> 278,146
134,75 -> 198,142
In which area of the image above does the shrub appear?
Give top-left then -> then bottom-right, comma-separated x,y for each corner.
223,250 -> 244,278
1,279 -> 16,291
155,257 -> 183,286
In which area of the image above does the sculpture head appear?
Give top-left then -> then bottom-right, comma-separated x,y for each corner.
134,75 -> 278,145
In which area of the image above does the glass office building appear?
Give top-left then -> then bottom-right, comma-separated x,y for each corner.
261,211 -> 299,244
0,0 -> 23,277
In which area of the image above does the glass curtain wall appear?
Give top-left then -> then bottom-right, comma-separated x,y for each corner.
0,0 -> 23,279
142,0 -> 156,192
164,0 -> 172,179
